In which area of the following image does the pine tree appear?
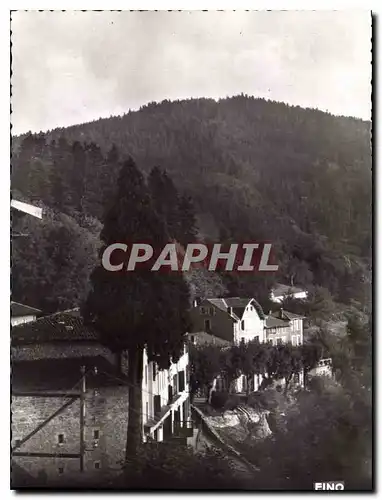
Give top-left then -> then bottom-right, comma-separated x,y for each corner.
82,158 -> 190,457
178,194 -> 198,246
101,144 -> 121,221
70,141 -> 87,214
148,166 -> 180,240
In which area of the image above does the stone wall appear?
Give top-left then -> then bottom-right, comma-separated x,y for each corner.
12,386 -> 129,485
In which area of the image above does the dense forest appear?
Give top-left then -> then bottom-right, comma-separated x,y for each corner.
11,95 -> 372,314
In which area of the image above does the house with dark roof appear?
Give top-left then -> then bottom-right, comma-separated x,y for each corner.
270,282 -> 308,303
11,301 -> 41,327
190,297 -> 266,345
265,308 -> 305,346
11,308 -> 192,486
189,298 -> 307,395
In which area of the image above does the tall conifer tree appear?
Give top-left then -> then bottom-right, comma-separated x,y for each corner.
83,158 -> 190,457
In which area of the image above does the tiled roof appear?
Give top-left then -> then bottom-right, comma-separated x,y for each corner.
223,297 -> 252,308
11,302 -> 41,317
279,310 -> 305,320
186,331 -> 231,346
206,298 -> 227,312
206,297 -> 265,320
270,309 -> 305,321
265,316 -> 288,329
12,356 -> 128,391
11,309 -> 99,345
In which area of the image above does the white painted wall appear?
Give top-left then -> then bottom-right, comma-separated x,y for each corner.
233,302 -> 265,344
271,290 -> 308,303
142,345 -> 190,440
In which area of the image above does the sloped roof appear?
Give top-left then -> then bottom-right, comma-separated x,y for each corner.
11,301 -> 41,317
186,331 -> 231,347
223,297 -> 252,308
265,316 -> 289,329
207,298 -> 228,312
11,309 -> 99,345
205,297 -> 265,320
12,356 -> 128,391
279,310 -> 305,320
271,283 -> 306,298
270,309 -> 305,321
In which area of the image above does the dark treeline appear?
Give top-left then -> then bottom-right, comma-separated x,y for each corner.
12,95 -> 371,313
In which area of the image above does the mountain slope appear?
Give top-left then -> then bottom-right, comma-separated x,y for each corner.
12,96 -> 372,310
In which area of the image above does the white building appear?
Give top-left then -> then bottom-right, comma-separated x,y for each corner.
270,283 -> 308,303
309,358 -> 333,378
11,199 -> 43,219
190,297 -> 266,345
11,301 -> 41,326
142,344 -> 193,443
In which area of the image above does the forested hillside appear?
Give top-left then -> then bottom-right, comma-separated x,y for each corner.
11,95 -> 372,313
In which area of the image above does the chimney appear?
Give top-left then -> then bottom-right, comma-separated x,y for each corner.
280,307 -> 284,319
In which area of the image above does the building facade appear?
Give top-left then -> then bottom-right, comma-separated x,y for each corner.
11,301 -> 41,327
270,283 -> 308,303
264,309 -> 304,345
142,347 -> 192,443
11,309 -> 192,485
190,297 -> 266,345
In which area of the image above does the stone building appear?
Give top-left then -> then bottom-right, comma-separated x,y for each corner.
11,308 -> 191,486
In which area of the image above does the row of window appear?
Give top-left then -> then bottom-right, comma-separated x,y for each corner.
200,306 -> 215,316
56,461 -> 100,475
269,335 -> 302,346
14,433 -> 98,448
26,429 -> 101,446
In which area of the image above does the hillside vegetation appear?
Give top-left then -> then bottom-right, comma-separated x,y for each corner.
12,96 -> 371,313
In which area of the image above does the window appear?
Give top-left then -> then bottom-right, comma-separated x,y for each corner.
94,462 -> 101,470
241,320 -> 245,330
190,335 -> 195,344
14,439 -> 21,448
154,395 -> 161,415
58,466 -> 64,475
209,307 -> 214,315
200,307 -> 206,314
58,434 -> 64,445
241,337 -> 245,344
204,319 -> 211,331
93,430 -> 100,440
276,338 -> 283,346
178,370 -> 185,392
